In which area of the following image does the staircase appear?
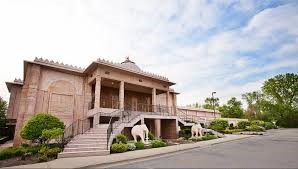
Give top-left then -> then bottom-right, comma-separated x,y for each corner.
58,124 -> 110,158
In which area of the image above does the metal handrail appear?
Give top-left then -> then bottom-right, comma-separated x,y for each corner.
61,111 -> 103,146
106,109 -> 124,149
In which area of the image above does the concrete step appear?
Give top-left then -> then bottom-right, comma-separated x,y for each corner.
70,139 -> 107,144
88,129 -> 109,132
66,143 -> 106,148
73,137 -> 107,141
63,147 -> 107,152
76,135 -> 108,139
58,150 -> 110,158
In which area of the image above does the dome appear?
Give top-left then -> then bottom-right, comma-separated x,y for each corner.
120,57 -> 142,71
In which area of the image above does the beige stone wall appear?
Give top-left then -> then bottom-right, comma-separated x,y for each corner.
14,64 -> 41,146
6,85 -> 22,119
35,68 -> 86,126
12,64 -> 87,146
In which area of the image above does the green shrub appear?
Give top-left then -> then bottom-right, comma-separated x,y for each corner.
202,134 -> 218,141
189,137 -> 203,142
207,134 -> 218,140
247,124 -> 265,132
134,141 -> 145,150
38,155 -> 48,162
148,132 -> 155,140
21,113 -> 65,142
264,122 -> 274,130
42,128 -> 63,144
116,134 -> 128,144
0,145 -> 42,160
178,128 -> 191,139
21,144 -> 30,148
38,145 -> 61,158
0,147 -> 24,160
209,119 -> 229,132
223,129 -> 244,134
25,145 -> 42,154
127,143 -> 136,151
237,121 -> 251,129
251,120 -> 265,127
38,146 -> 48,156
151,140 -> 166,148
47,147 -> 61,158
111,143 -> 128,153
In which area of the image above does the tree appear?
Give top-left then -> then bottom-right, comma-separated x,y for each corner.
202,97 -> 219,110
219,97 -> 244,118
261,73 -> 298,127
21,113 -> 65,143
242,91 -> 264,119
262,73 -> 298,108
0,97 -> 7,128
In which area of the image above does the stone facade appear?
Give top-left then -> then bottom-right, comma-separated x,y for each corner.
6,57 -> 226,146
5,57 -> 179,146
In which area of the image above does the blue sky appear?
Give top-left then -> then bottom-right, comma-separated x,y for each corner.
0,0 -> 297,107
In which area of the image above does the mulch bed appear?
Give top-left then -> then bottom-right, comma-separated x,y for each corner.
0,155 -> 55,168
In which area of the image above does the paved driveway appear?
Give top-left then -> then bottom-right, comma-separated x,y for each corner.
92,129 -> 298,168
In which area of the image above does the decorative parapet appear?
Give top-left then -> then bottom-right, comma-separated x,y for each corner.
14,78 -> 23,83
96,57 -> 169,81
34,57 -> 84,72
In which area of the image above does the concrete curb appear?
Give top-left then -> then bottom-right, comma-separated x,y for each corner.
5,135 -> 254,169
85,135 -> 254,169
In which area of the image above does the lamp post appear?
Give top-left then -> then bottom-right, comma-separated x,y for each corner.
212,91 -> 216,118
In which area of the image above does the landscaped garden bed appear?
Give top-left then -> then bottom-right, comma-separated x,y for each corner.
110,130 -> 220,154
217,119 -> 277,135
0,113 -> 65,167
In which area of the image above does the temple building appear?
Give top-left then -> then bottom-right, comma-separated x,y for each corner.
5,57 -> 221,157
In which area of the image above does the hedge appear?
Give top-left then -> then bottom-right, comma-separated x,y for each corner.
151,140 -> 166,148
111,143 -> 128,153
237,121 -> 251,129
209,119 -> 229,132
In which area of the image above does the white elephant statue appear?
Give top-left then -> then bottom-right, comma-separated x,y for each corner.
191,123 -> 204,137
131,124 -> 149,143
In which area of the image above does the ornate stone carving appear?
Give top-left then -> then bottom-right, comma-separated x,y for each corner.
34,57 -> 84,72
191,123 -> 204,137
131,124 -> 149,143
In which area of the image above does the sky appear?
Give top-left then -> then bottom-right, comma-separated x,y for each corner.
0,0 -> 297,108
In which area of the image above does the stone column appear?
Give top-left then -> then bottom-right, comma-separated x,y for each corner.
13,64 -> 41,146
94,76 -> 101,109
119,81 -> 124,109
141,117 -> 145,124
173,93 -> 177,115
152,88 -> 156,112
166,91 -> 171,114
93,113 -> 100,128
154,119 -> 161,138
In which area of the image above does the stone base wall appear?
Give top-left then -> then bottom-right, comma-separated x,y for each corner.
161,119 -> 177,139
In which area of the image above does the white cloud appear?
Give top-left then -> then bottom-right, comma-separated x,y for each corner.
0,0 -> 297,109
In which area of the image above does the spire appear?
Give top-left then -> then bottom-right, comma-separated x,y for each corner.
121,56 -> 135,64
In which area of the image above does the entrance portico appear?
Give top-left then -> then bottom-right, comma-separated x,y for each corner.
88,77 -> 176,116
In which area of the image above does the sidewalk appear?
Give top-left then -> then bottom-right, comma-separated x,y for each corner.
5,134 -> 253,169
